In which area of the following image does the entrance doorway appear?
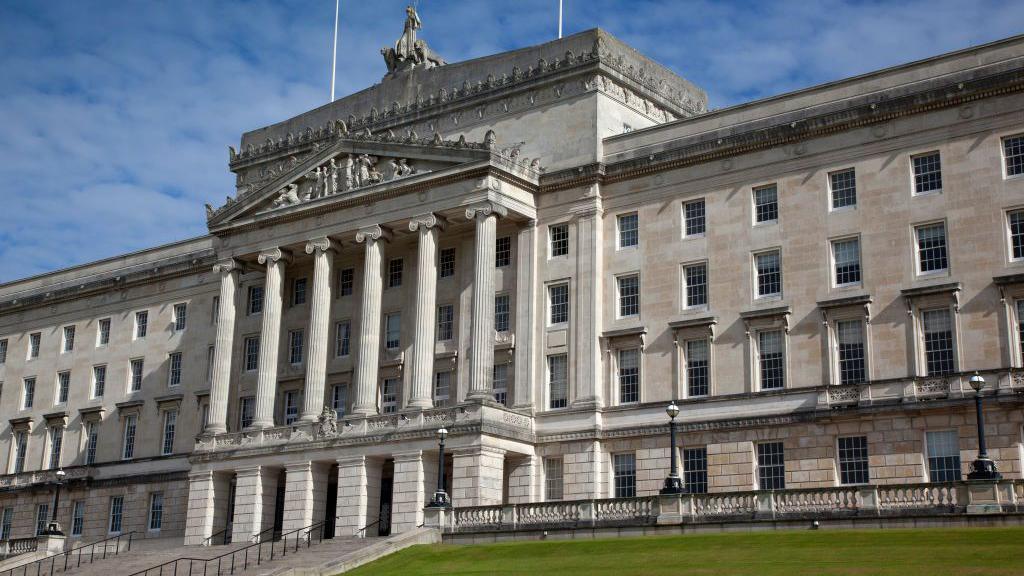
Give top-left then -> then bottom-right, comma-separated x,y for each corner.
323,464 -> 338,539
272,469 -> 286,539
378,460 -> 394,536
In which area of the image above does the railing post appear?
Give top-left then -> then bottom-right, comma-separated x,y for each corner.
857,486 -> 880,516
655,493 -> 685,525
756,491 -> 776,520
500,504 -> 516,530
579,500 -> 597,528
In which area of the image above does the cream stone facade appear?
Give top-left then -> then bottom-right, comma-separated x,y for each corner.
2,19 -> 1024,547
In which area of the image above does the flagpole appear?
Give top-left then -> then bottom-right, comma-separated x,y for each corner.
330,0 -> 340,102
558,0 -> 563,39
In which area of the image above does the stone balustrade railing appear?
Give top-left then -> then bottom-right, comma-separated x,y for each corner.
0,466 -> 90,489
818,369 -> 1024,408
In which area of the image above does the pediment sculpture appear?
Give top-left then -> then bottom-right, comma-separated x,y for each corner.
316,406 -> 339,438
381,5 -> 446,74
267,152 -> 419,212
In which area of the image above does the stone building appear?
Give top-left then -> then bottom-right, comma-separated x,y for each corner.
1,13 -> 1023,547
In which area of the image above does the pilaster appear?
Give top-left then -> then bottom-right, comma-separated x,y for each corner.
571,192 -> 604,408
336,456 -> 371,536
451,445 -> 506,507
281,461 -> 329,533
513,220 -> 538,411
391,451 -> 426,534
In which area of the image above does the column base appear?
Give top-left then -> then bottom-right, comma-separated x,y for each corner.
351,405 -> 377,416
407,398 -> 434,410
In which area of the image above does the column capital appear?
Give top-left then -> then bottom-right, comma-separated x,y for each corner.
257,247 -> 292,265
392,450 -> 424,463
284,460 -> 313,473
212,258 -> 243,275
304,237 -> 337,255
355,224 -> 392,244
233,465 -> 264,477
337,455 -> 367,467
408,213 -> 446,233
465,201 -> 508,221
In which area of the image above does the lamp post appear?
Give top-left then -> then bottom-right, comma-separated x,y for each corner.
46,469 -> 66,535
428,427 -> 450,507
966,374 -> 1001,480
660,403 -> 685,494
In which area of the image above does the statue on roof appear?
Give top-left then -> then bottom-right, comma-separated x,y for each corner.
381,5 -> 446,75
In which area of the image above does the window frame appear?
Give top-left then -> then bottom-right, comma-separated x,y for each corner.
681,261 -> 709,310
756,441 -> 786,490
828,167 -> 857,211
616,212 -> 639,249
683,337 -> 710,398
122,414 -> 137,460
292,277 -> 308,306
62,325 -> 76,353
335,321 -> 351,357
97,319 -> 111,347
243,336 -> 260,372
168,352 -> 182,387
92,364 -> 107,398
56,371 -> 70,404
247,285 -> 265,315
920,306 -> 957,376
682,447 -> 708,494
752,183 -> 779,225
914,221 -> 949,276
925,429 -> 961,483
134,311 -> 148,340
911,151 -> 943,196
1002,133 -> 1024,179
494,294 -> 511,333
387,258 -> 404,288
755,329 -> 786,392
547,282 -> 570,326
288,329 -> 304,365
544,457 -> 564,501
837,435 -> 870,485
616,273 -> 640,318
436,305 -> 454,342
173,303 -> 188,332
495,236 -> 512,267
547,354 -> 568,410
612,452 -> 637,498
161,410 -> 177,456
338,268 -> 354,297
830,235 -> 862,288
682,198 -> 706,238
753,249 -> 783,300
549,223 -> 569,258
384,312 -> 401,350
616,348 -> 641,405
1006,208 -> 1024,263
438,247 -> 456,278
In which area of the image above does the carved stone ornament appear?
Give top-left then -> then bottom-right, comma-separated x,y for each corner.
212,258 -> 242,275
316,406 -> 339,438
381,5 -> 446,75
354,224 -> 392,244
304,237 -> 335,255
257,247 -> 291,265
408,213 -> 445,233
465,201 -> 509,221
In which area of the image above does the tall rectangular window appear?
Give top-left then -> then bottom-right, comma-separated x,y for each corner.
284,391 -> 299,424
836,320 -> 866,385
832,238 -> 861,286
212,296 -> 219,324
757,442 -> 786,490
755,251 -> 782,298
439,247 -> 456,278
550,224 -> 569,257
85,423 -> 98,465
618,212 -> 639,248
335,321 -> 351,357
289,330 -> 304,364
545,458 -> 564,501
206,345 -> 215,385
617,274 -> 639,317
56,371 -> 70,404
913,152 -> 942,194
548,354 -> 568,409
97,319 -> 111,346
48,426 -> 63,469
168,352 -> 182,387
1017,299 -> 1024,362
618,348 -> 640,404
916,223 -> 948,273
1,507 -> 13,540
549,283 -> 569,325
829,168 -> 857,209
494,294 -> 510,332
385,313 -> 401,349
13,432 -> 27,473
436,305 -> 454,341
493,364 -> 508,406
149,493 -> 164,531
36,504 -> 49,536
135,311 -> 148,339
388,258 -> 403,288
173,303 -> 188,331
837,436 -> 870,485
495,237 -> 511,267
922,309 -> 955,376
0,339 -> 6,364
683,199 -> 705,237
433,371 -> 451,407
130,358 -> 144,392
1009,210 -> 1024,260
244,337 -> 260,371
1005,134 -> 1024,177
70,502 -> 84,537
753,184 -> 778,223
926,430 -> 961,482
63,325 -> 76,352
613,453 -> 637,498
28,332 -> 40,359
248,285 -> 264,315
108,496 -> 124,534
22,377 -> 35,409
685,339 -> 709,397
162,411 -> 177,455
758,330 -> 785,390
122,415 -> 137,460
683,447 -> 708,494
239,397 -> 255,429
292,278 -> 307,306
381,378 -> 399,413
332,385 -> 347,416
339,268 -> 354,297
93,365 -> 107,397
683,263 -> 708,308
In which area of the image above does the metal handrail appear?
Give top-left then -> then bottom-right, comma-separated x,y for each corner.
354,518 -> 380,538
202,527 -> 232,547
128,516 -> 339,576
2,532 -> 134,576
248,525 -> 280,544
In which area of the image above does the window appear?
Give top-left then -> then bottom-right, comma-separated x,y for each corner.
683,263 -> 708,308
70,502 -> 84,537
0,339 -> 6,364
757,442 -> 786,490
832,238 -> 861,286
495,237 -> 511,267
122,415 -> 137,459
13,432 -> 27,473
168,352 -> 182,387
926,430 -> 961,482
683,199 -> 705,237
683,447 -> 708,494
618,212 -> 638,248
837,436 -> 870,485
545,458 -> 564,501
56,371 -> 70,404
149,493 -> 164,531
283,391 -> 299,424
97,319 -> 111,346
618,348 -> 640,404
685,339 -> 709,397
206,346 -> 215,385
381,378 -> 398,413
292,278 -> 307,306
1017,300 -> 1024,362
212,297 -> 219,324
755,251 -> 782,298
22,377 -> 35,409
436,305 -> 454,341
829,168 -> 857,209
385,313 -> 401,349
135,311 -> 148,339
1,507 -> 12,540
339,268 -> 354,296
548,354 -> 568,409
332,385 -> 347,416
239,396 -> 255,429
617,274 -> 640,317
836,320 -> 866,385
85,423 -> 98,465
916,223 -> 948,273
108,496 -> 124,534
173,303 -> 187,331
922,308 -> 955,376
613,453 -> 637,498
388,258 -> 403,288
248,286 -> 264,315
28,332 -> 40,359
48,425 -> 63,469
201,404 -> 209,431
36,504 -> 49,536
912,152 -> 942,194
335,321 -> 351,357
130,359 -> 144,392
93,365 -> 107,397
439,248 -> 456,278
244,336 -> 259,371
549,283 -> 569,325
495,294 -> 511,333
162,411 -> 177,455
1005,134 -> 1024,177
63,325 -> 75,352
289,330 -> 304,364
1009,210 -> 1024,260
549,224 -> 569,257
493,364 -> 508,406
758,330 -> 785,390
433,371 -> 451,407
753,184 -> 778,223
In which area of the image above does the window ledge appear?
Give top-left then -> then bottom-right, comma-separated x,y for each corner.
900,282 -> 961,299
817,294 -> 872,310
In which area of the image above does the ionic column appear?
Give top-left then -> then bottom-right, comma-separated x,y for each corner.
207,258 -> 241,435
300,237 -> 336,423
408,214 -> 444,409
353,225 -> 390,415
253,247 -> 291,428
466,202 -> 507,401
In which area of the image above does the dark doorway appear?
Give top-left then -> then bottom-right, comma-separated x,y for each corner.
324,464 -> 338,539
378,477 -> 393,536
224,478 -> 237,544
273,471 -> 286,539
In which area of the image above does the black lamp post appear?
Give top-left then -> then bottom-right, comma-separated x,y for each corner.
45,469 -> 66,535
428,427 -> 450,507
966,374 -> 1002,480
660,402 -> 685,495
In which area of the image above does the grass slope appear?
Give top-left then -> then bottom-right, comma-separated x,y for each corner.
345,527 -> 1024,575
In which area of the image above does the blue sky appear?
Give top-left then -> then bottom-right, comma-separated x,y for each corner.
1,0 -> 1022,283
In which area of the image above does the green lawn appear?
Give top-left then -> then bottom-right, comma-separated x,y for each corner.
345,527 -> 1024,575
